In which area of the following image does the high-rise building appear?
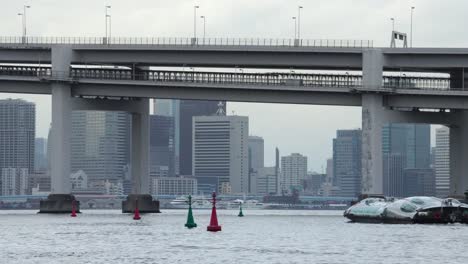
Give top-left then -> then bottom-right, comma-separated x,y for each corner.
281,153 -> 308,194
150,176 -> 198,196
153,99 -> 180,174
435,126 -> 450,197
0,99 -> 35,194
149,115 -> 175,178
71,111 -> 130,189
180,100 -> 224,176
0,99 -> 35,172
382,124 -> 431,197
248,136 -> 264,193
34,138 -> 48,172
255,167 -> 277,196
1,168 -> 28,195
192,114 -> 248,194
404,168 -> 435,196
333,130 -> 362,197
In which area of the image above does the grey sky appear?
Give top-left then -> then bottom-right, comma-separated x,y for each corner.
0,0 -> 462,171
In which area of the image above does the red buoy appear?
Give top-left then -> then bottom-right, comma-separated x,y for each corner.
70,199 -> 77,217
133,199 -> 141,220
207,192 -> 221,232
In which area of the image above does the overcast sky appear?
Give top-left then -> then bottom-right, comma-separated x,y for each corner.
0,0 -> 462,171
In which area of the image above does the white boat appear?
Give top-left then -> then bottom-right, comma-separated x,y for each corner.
169,196 -> 212,209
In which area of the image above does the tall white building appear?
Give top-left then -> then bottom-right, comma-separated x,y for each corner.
193,114 -> 249,194
281,153 -> 308,193
435,127 -> 450,197
1,168 -> 28,195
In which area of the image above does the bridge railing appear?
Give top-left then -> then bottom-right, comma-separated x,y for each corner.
0,36 -> 374,48
0,67 -> 457,91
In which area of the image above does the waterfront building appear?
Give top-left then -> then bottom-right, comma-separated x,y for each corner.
281,153 -> 308,194
255,167 -> 277,196
435,126 -> 450,197
28,170 -> 51,194
192,110 -> 248,194
333,130 -> 362,198
150,176 -> 197,196
71,111 -> 130,190
1,168 -> 28,196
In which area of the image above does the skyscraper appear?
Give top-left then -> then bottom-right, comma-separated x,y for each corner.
153,99 -> 180,174
333,130 -> 362,197
0,99 -> 35,172
281,153 -> 307,194
382,124 -> 431,197
71,111 -> 130,189
34,138 -> 48,172
192,114 -> 248,194
180,100 -> 224,176
149,115 -> 175,177
435,126 -> 450,197
248,136 -> 264,193
0,99 -> 35,195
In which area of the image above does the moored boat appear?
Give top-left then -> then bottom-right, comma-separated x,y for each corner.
344,196 -> 468,224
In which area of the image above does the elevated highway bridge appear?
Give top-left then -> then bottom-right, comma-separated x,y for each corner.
1,36 -> 468,212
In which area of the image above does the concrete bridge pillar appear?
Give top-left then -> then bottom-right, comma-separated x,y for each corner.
450,111 -> 468,196
40,46 -> 80,213
361,49 -> 385,195
122,98 -> 160,213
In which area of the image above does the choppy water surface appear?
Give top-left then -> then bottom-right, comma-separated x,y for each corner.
1,209 -> 468,264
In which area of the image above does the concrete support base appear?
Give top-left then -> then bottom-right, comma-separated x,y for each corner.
39,194 -> 80,214
122,194 -> 160,213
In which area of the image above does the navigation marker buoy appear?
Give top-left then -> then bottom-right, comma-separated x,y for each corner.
133,199 -> 141,220
70,199 -> 77,217
185,195 -> 197,229
207,192 -> 222,232
238,204 -> 244,217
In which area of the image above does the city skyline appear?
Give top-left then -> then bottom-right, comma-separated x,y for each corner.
0,0 -> 456,171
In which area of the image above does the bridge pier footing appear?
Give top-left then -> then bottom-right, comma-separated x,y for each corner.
39,194 -> 81,214
122,194 -> 160,213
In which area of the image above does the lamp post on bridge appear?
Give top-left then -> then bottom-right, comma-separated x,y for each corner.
297,6 -> 303,40
200,15 -> 206,42
105,5 -> 111,44
193,5 -> 199,45
292,16 -> 297,40
410,6 -> 415,48
18,5 -> 31,43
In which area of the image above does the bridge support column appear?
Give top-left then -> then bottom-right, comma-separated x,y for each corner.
361,94 -> 385,195
449,111 -> 468,197
361,49 -> 385,196
40,46 -> 79,213
122,98 -> 160,213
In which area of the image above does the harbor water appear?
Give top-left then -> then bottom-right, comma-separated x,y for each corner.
1,209 -> 468,264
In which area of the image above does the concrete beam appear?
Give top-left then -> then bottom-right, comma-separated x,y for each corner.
386,94 -> 468,110
0,79 -> 51,94
71,97 -> 147,113
71,82 -> 362,106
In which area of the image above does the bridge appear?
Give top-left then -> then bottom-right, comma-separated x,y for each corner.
1,36 -> 468,213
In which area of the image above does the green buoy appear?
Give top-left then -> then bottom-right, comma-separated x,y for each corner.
238,204 -> 244,217
185,195 -> 197,228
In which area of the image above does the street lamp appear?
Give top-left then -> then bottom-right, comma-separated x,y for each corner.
19,5 -> 31,38
105,5 -> 111,40
390,17 -> 395,32
297,6 -> 303,39
410,6 -> 415,47
292,16 -> 297,39
200,15 -> 206,41
17,13 -> 23,37
194,6 -> 199,41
